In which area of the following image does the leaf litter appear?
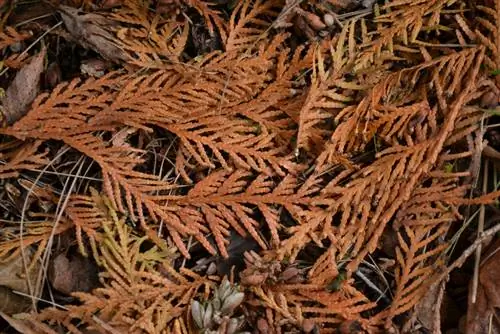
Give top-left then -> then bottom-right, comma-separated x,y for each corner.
0,0 -> 499,333
0,48 -> 45,126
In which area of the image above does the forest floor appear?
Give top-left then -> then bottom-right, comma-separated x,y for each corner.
0,0 -> 499,333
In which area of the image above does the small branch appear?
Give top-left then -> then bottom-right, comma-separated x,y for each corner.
436,222 -> 500,282
471,160 -> 488,303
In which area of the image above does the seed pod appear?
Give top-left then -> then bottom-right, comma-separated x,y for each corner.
191,300 -> 204,328
241,272 -> 267,286
219,279 -> 231,299
301,11 -> 326,30
221,285 -> 234,301
338,320 -> 363,334
203,302 -> 213,328
226,318 -> 241,334
212,294 -> 222,311
280,267 -> 300,282
45,61 -> 61,89
221,292 -> 245,314
481,91 -> 499,109
100,0 -> 122,8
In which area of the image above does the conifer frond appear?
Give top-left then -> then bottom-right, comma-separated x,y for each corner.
1,1 -> 497,330
249,281 -> 375,332
172,114 -> 296,179
18,198 -> 212,333
184,0 -> 228,43
0,140 -> 48,179
280,47 -> 483,267
354,0 -> 463,72
475,0 -> 500,75
175,169 -> 313,255
226,0 -> 281,52
65,194 -> 108,257
376,223 -> 448,325
295,46 -> 358,154
325,47 -> 481,156
1,78 -> 196,254
0,220 -> 72,270
0,27 -> 31,51
107,1 -> 190,66
1,63 -> 305,256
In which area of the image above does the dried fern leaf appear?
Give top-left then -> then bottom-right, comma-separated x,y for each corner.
0,27 -> 31,51
280,47 -> 484,269
0,140 -> 48,179
185,0 -> 228,43
354,0 -> 465,72
18,199 -> 212,333
226,0 -> 282,52
326,47 -> 482,155
0,220 -> 72,270
475,1 -> 500,78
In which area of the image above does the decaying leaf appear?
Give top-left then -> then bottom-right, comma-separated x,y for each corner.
58,5 -> 128,62
466,237 -> 500,334
48,253 -> 99,295
0,312 -> 38,334
404,280 -> 445,332
0,48 -> 45,126
0,0 -> 499,333
0,247 -> 41,314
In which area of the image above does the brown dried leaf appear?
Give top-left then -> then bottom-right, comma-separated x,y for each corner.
406,281 -> 445,332
58,5 -> 128,62
0,312 -> 39,334
0,248 -> 41,314
466,237 -> 500,334
48,253 -> 99,295
1,48 -> 45,126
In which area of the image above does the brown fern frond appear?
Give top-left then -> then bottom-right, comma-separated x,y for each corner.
374,222 -> 449,327
184,0 -> 228,43
226,0 -> 282,52
0,140 -> 48,179
102,0 -> 191,66
475,0 -> 500,79
0,219 -> 73,270
279,46 -> 484,267
354,0 -> 465,72
325,47 -> 481,156
0,27 -> 31,51
18,200 -> 211,333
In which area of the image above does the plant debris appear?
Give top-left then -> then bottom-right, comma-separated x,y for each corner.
0,0 -> 499,333
0,48 -> 45,126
